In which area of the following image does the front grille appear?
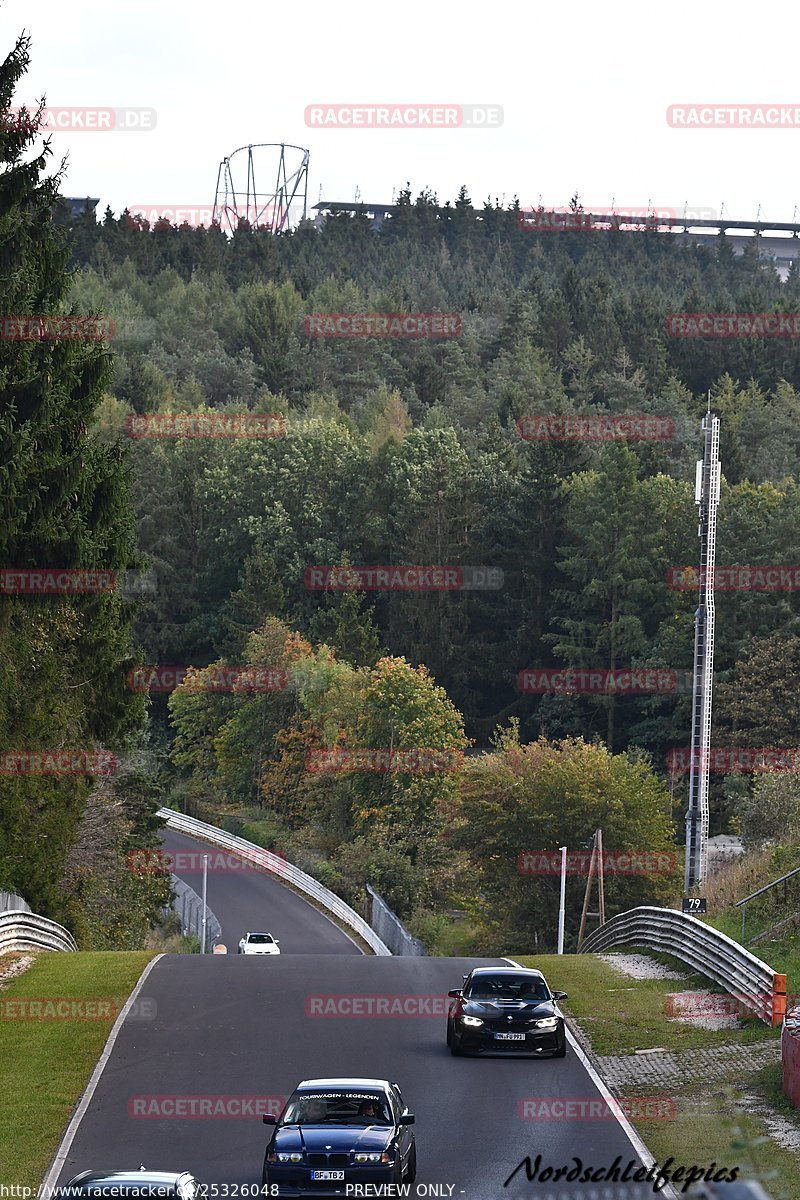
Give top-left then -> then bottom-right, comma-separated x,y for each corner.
484,1019 -> 531,1031
308,1153 -> 349,1166
329,1155 -> 348,1167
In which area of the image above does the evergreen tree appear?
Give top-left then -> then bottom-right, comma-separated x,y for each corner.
0,30 -> 146,918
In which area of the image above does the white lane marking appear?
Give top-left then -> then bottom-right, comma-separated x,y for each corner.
41,953 -> 165,1190
502,956 -> 680,1200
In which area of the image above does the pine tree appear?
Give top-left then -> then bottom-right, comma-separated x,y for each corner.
0,30 -> 146,917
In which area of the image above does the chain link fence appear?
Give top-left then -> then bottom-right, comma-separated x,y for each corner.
366,885 -> 425,956
168,874 -> 222,949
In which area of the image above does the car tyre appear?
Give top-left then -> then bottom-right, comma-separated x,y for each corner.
450,1034 -> 464,1056
552,1033 -> 567,1058
404,1145 -> 417,1184
445,1020 -> 452,1046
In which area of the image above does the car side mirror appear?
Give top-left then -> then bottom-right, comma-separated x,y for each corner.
399,1114 -> 415,1125
447,989 -> 462,998
552,990 -> 568,1001
274,940 -> 280,944
262,1114 -> 277,1124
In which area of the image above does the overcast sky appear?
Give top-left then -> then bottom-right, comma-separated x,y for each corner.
7,0 -> 800,228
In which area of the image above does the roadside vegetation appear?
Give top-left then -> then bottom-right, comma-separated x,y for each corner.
5,19 -> 800,963
520,952 -> 800,1200
0,952 -> 155,1189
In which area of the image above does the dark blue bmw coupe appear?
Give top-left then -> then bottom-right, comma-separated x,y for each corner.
261,1077 -> 416,1196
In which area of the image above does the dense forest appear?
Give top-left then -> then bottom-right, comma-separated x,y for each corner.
5,26 -> 800,952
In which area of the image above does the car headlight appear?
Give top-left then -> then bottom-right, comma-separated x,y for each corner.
270,1152 -> 303,1162
461,1015 -> 483,1027
354,1153 -> 384,1163
534,1017 -> 559,1028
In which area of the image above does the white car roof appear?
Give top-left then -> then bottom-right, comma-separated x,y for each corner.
296,1078 -> 392,1090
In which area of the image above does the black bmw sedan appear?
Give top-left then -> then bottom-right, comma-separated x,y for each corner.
261,1077 -> 416,1195
446,966 -> 568,1056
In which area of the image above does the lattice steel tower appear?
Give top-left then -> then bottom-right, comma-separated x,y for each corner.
212,144 -> 309,234
685,410 -> 721,891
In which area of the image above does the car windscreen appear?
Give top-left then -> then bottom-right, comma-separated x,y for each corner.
281,1092 -> 391,1125
465,974 -> 550,1000
247,934 -> 273,943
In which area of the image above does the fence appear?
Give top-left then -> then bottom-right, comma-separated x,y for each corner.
157,808 -> 390,955
366,885 -> 426,956
580,905 -> 785,1025
168,874 -> 222,949
0,910 -> 77,954
0,891 -> 30,914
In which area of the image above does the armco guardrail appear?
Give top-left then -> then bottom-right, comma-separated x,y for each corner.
0,890 -> 30,914
157,808 -> 391,955
580,905 -> 786,1026
0,910 -> 77,954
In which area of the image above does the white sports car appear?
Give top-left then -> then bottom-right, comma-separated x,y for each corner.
238,931 -> 281,955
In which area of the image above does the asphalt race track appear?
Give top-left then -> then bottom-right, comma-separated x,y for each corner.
160,828 -> 360,956
52,954 -> 664,1200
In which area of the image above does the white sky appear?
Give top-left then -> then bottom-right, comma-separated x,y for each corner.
6,0 -> 800,225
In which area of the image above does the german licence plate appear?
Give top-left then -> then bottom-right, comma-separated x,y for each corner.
311,1172 -> 345,1181
494,1031 -> 525,1041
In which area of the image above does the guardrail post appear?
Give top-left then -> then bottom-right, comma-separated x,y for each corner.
773,973 -> 788,1027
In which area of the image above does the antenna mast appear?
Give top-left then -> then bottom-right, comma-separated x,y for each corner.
685,406 -> 721,891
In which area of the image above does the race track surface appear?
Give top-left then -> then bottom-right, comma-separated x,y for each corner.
160,828 -> 360,956
54,954 -> 660,1199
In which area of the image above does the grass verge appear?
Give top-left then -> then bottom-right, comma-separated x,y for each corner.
518,952 -> 800,1200
0,951 -> 156,1190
